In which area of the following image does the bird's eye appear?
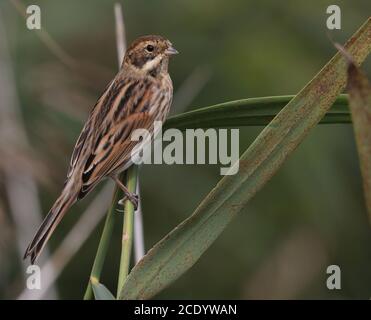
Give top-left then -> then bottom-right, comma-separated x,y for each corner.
146,44 -> 154,52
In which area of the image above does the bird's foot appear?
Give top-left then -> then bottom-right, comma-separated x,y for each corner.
118,192 -> 139,210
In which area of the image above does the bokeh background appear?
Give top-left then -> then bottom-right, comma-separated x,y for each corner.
0,0 -> 370,299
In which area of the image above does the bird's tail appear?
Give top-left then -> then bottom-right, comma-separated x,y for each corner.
24,184 -> 77,264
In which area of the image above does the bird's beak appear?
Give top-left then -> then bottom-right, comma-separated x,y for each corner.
165,45 -> 179,56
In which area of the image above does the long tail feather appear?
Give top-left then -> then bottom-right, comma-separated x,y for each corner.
24,187 -> 76,264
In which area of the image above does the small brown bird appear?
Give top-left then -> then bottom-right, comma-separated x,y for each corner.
24,35 -> 178,264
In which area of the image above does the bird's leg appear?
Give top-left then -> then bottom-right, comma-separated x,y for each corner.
111,176 -> 139,210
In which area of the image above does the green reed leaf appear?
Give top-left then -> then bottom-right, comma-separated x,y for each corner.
346,54 -> 371,221
91,278 -> 115,300
165,95 -> 350,130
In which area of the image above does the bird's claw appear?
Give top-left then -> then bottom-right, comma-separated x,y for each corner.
118,193 -> 139,210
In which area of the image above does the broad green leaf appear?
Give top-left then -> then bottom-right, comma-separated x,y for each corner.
165,95 -> 350,130
91,277 -> 115,300
346,56 -> 371,220
119,18 -> 371,300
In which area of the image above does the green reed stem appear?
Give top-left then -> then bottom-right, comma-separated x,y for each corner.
83,178 -> 123,300
116,165 -> 138,298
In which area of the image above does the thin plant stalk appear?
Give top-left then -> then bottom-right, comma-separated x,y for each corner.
134,181 -> 145,263
116,165 -> 138,297
83,183 -> 122,300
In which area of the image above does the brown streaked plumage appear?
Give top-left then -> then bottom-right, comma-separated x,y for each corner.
24,35 -> 178,264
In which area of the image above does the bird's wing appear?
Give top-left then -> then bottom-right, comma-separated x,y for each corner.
78,111 -> 155,198
66,119 -> 92,180
66,79 -> 115,180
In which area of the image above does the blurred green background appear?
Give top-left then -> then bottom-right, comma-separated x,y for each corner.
0,0 -> 370,299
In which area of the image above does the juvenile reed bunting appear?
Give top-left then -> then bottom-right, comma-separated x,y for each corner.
24,35 -> 178,264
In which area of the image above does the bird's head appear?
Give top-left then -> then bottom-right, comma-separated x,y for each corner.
123,35 -> 178,75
